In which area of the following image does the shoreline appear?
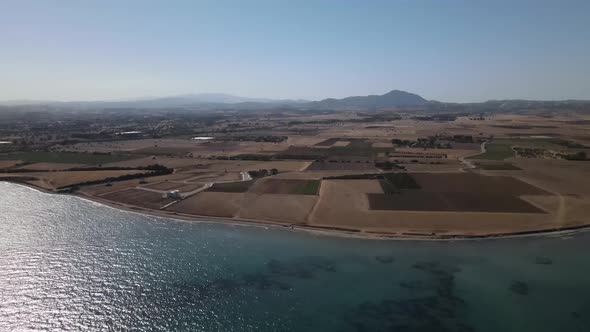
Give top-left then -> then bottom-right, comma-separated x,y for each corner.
3,180 -> 590,241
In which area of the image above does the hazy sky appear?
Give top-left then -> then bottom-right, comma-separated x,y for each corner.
1,0 -> 589,102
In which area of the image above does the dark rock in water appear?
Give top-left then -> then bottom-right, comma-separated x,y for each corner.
345,260 -> 472,332
399,280 -> 431,291
375,255 -> 395,264
265,256 -> 336,279
535,256 -> 553,265
571,311 -> 580,319
510,281 -> 529,295
241,273 -> 291,291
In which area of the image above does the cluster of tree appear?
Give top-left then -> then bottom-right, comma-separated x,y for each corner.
374,161 -> 406,170
443,135 -> 474,143
412,114 -> 457,122
514,147 -> 552,158
7,164 -> 171,173
553,140 -> 590,149
561,151 -> 587,161
391,137 -> 452,149
247,168 -> 279,178
57,164 -> 173,191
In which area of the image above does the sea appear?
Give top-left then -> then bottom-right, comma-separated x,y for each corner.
0,182 -> 589,331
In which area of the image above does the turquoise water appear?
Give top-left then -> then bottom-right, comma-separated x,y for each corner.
0,182 -> 589,331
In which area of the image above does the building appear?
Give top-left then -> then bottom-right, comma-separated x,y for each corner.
164,190 -> 180,199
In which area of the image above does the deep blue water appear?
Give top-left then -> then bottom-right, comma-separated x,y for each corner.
1,182 -> 589,331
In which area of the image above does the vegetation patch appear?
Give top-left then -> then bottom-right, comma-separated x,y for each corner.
470,138 -> 590,161
206,180 -> 255,193
468,140 -> 515,160
314,138 -> 342,147
254,179 -> 321,195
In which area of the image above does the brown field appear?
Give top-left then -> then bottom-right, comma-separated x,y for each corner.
305,161 -> 377,171
0,160 -> 20,169
309,179 -> 560,235
184,172 -> 242,183
372,142 -> 393,148
0,170 -> 146,189
314,138 -> 342,146
239,160 -> 311,172
166,192 -> 245,217
143,181 -> 185,190
332,141 -> 351,147
236,193 -> 317,224
101,156 -> 201,168
143,182 -> 204,192
101,189 -> 175,209
366,173 -> 549,213
80,179 -> 143,196
25,110 -> 590,237
412,173 -> 549,195
253,178 -> 320,195
206,180 -> 255,193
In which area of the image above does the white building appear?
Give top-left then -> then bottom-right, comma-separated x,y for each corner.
164,190 -> 180,199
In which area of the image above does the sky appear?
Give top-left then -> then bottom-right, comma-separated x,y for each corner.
1,0 -> 589,103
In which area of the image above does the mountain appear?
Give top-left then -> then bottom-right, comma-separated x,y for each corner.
304,90 -> 429,110
0,93 -> 310,110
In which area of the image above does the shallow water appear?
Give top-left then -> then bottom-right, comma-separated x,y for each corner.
0,182 -> 589,331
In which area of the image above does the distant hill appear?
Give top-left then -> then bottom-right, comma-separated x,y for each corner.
3,90 -> 589,112
304,90 -> 429,110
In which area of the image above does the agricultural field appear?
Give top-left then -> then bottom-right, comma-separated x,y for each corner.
4,106 -> 590,237
0,160 -> 21,169
253,179 -> 321,195
305,161 -> 376,171
0,151 -> 138,165
0,170 -> 146,189
477,163 -> 522,170
236,193 -> 318,224
206,180 -> 255,193
367,192 -> 544,213
469,138 -> 590,161
367,173 -> 549,213
100,189 -> 176,210
166,192 -> 245,217
143,182 -> 204,193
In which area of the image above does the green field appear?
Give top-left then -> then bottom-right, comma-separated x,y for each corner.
478,163 -> 522,170
294,180 -> 321,195
469,138 -> 587,161
0,151 -> 139,165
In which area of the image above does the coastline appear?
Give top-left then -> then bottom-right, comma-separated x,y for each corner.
3,180 -> 590,242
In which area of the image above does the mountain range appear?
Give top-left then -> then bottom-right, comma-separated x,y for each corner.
1,90 -> 588,111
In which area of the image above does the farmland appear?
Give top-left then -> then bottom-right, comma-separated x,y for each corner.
100,189 -> 176,210
254,179 -> 321,195
0,151 -> 138,165
2,107 -> 590,237
206,180 -> 255,193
